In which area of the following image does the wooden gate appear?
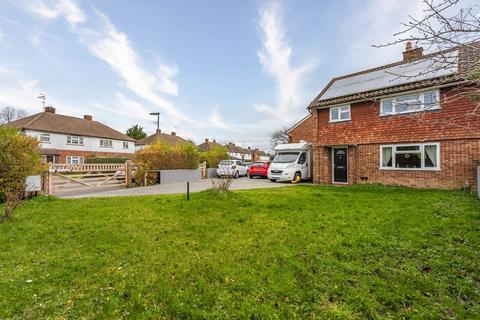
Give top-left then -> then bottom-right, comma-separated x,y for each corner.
48,162 -> 132,196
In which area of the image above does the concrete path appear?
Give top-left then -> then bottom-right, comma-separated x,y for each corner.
61,177 -> 300,198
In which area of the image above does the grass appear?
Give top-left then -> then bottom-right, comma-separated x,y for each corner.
0,185 -> 479,319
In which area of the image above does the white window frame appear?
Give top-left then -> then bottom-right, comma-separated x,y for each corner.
66,156 -> 84,165
380,89 -> 440,116
100,139 -> 113,148
39,133 -> 50,143
67,135 -> 84,145
380,142 -> 440,171
329,105 -> 351,123
123,141 -> 129,149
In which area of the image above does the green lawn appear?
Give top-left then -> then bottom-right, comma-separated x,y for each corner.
1,185 -> 479,319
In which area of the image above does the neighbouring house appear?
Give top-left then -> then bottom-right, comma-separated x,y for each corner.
288,42 -> 480,189
135,129 -> 188,151
197,138 -> 222,152
252,149 -> 269,161
7,106 -> 135,164
225,143 -> 252,161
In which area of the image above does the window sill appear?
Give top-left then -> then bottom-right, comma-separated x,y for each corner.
100,146 -> 113,148
66,143 -> 84,146
379,107 -> 441,117
380,167 -> 440,172
329,119 -> 351,123
40,141 -> 51,144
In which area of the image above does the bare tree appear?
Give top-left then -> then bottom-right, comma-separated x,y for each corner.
375,0 -> 480,133
270,127 -> 290,148
0,107 -> 28,124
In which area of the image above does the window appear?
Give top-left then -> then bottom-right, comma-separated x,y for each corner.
67,135 -> 83,145
39,133 -> 50,143
380,90 -> 439,115
100,139 -> 113,148
123,141 -> 129,149
298,152 -> 307,164
330,105 -> 351,122
380,143 -> 439,170
66,156 -> 84,165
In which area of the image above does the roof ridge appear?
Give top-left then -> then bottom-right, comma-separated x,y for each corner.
23,112 -> 45,128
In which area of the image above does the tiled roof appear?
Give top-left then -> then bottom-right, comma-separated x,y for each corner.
8,111 -> 135,141
309,43 -> 480,109
136,130 -> 188,146
197,140 -> 222,151
225,143 -> 250,154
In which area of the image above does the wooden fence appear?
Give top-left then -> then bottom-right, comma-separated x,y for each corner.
47,162 -> 133,196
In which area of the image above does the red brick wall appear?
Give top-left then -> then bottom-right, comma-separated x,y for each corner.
289,113 -> 317,144
356,140 -> 479,189
289,86 -> 480,189
314,86 -> 480,145
45,150 -> 132,163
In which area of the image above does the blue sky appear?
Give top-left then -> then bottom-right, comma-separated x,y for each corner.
0,0 -> 462,149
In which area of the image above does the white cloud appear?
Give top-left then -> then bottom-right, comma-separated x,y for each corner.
255,1 -> 315,123
27,0 -> 86,26
208,107 -> 229,130
22,0 -> 194,124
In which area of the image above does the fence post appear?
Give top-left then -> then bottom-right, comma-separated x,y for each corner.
125,160 -> 132,188
47,171 -> 53,195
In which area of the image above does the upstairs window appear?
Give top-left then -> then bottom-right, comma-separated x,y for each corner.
380,143 -> 439,170
67,135 -> 83,145
100,139 -> 113,148
380,90 -> 439,115
39,133 -> 50,143
330,105 -> 351,122
123,141 -> 129,149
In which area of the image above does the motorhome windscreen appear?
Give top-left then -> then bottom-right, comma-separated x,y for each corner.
272,152 -> 299,163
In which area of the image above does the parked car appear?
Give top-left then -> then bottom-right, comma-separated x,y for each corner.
217,160 -> 249,178
248,160 -> 270,179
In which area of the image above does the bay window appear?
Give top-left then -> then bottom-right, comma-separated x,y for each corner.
380,90 -> 439,115
380,143 -> 439,170
330,105 -> 351,122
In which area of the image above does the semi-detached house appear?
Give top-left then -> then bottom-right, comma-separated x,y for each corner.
8,106 -> 135,164
288,43 -> 479,189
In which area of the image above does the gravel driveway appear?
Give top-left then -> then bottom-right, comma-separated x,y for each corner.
61,177 -> 300,198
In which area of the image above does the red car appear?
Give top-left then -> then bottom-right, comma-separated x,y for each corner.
248,160 -> 271,178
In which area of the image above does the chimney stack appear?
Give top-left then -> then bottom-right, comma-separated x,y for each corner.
205,138 -> 209,142
171,132 -> 176,136
44,106 -> 56,113
84,115 -> 93,121
403,41 -> 423,62
156,129 -> 161,134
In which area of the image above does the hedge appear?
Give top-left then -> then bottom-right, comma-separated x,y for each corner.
85,157 -> 130,164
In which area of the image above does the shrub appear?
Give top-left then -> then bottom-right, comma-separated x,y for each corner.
0,126 -> 44,220
199,145 -> 229,168
85,157 -> 130,164
134,142 -> 199,185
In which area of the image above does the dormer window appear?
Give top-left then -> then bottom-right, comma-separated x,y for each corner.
330,105 -> 351,122
380,89 -> 439,115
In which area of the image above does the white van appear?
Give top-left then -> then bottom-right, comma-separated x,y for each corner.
268,141 -> 312,182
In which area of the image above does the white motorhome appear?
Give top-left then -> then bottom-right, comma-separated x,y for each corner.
268,141 -> 312,182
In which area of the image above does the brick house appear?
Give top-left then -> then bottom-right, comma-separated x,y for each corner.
135,129 -> 189,151
8,106 -> 135,164
288,43 -> 479,189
